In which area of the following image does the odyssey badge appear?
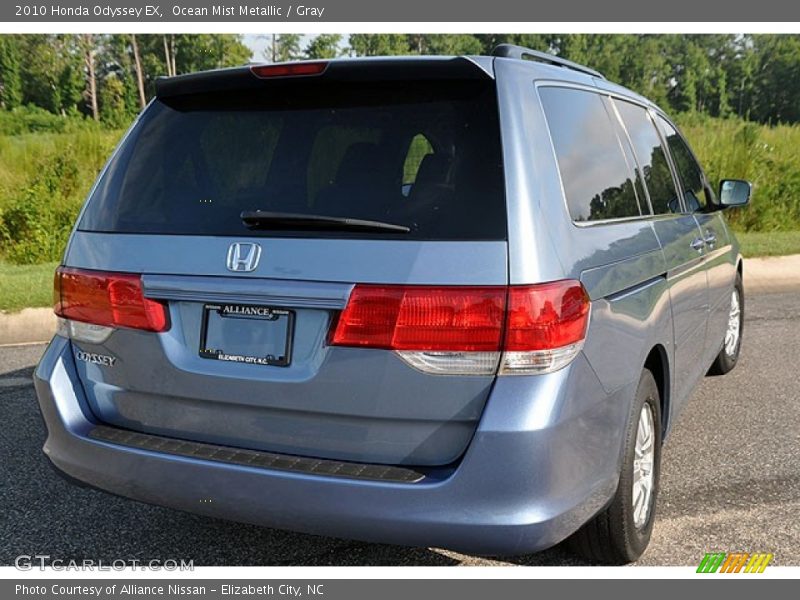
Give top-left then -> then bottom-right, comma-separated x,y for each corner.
74,350 -> 116,367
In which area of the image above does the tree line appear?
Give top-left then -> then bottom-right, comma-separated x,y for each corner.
1,33 -> 799,126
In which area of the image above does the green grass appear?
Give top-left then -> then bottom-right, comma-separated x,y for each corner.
736,230 -> 800,258
0,128 -> 121,206
676,114 -> 800,233
0,260 -> 57,313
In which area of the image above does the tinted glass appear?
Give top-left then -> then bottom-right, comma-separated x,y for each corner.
603,96 -> 648,211
614,99 -> 680,215
658,116 -> 708,212
539,87 -> 641,222
79,80 -> 506,240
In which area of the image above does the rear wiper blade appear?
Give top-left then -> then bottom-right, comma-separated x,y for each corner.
241,211 -> 411,234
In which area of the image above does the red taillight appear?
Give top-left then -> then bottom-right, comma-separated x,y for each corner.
54,267 -> 169,333
505,281 -> 591,351
331,281 -> 590,354
250,62 -> 328,78
332,285 -> 507,352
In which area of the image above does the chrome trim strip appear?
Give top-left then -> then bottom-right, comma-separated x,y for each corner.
142,274 -> 353,310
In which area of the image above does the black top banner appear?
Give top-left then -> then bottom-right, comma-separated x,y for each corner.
3,0 -> 800,22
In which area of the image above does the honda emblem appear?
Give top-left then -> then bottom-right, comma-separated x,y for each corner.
226,242 -> 262,272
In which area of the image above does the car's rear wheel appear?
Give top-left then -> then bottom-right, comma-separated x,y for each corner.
567,368 -> 662,564
707,272 -> 744,376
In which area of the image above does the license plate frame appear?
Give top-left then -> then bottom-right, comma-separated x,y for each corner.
199,303 -> 295,367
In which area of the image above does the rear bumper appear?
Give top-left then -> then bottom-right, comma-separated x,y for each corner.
35,335 -> 631,556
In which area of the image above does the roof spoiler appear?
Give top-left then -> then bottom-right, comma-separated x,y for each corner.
155,57 -> 493,98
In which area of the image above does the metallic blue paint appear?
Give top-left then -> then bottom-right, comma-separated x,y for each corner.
36,337 -> 626,555
35,54 -> 743,555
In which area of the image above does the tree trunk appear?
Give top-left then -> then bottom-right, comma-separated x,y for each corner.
83,34 -> 98,120
170,35 -> 177,76
131,34 -> 146,108
162,35 -> 175,76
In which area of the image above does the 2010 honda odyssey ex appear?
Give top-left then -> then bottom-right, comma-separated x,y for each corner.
35,44 -> 752,564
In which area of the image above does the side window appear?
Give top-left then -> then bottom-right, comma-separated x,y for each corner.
657,117 -> 708,213
539,87 -> 642,222
402,134 -> 435,197
613,99 -> 681,215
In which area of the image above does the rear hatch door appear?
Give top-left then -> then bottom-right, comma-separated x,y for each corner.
63,58 -> 508,466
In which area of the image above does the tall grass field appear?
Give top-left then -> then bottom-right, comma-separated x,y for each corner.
1,109 -> 799,268
0,109 -> 122,265
676,114 -> 800,233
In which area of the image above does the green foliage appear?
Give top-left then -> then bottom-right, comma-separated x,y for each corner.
0,105 -> 105,135
271,34 -> 304,62
406,34 -> 483,55
171,34 -> 252,72
749,35 -> 800,123
103,35 -> 146,114
348,34 -> 410,56
0,127 -> 121,264
99,75 -> 132,129
0,34 -> 252,121
0,152 -> 82,263
14,35 -> 82,115
676,113 -> 800,232
4,33 -> 800,126
305,34 -> 343,59
0,36 -> 23,109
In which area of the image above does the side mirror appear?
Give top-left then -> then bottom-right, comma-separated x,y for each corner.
718,179 -> 751,208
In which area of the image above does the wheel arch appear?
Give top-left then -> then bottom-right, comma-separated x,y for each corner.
643,344 -> 670,441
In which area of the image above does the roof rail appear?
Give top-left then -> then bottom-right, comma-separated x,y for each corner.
492,43 -> 605,80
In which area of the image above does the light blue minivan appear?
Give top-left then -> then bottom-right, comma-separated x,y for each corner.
34,45 -> 751,563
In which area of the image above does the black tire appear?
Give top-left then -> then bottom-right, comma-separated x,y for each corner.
567,369 -> 662,564
707,272 -> 744,376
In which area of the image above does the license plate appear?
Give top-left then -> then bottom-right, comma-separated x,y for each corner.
199,303 -> 294,367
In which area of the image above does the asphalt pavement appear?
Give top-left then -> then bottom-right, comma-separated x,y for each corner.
1,290 -> 798,567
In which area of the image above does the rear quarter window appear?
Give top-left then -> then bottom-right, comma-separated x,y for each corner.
539,86 -> 643,223
613,99 -> 681,215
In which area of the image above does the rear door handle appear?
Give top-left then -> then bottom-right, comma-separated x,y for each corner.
690,238 -> 705,252
703,231 -> 717,247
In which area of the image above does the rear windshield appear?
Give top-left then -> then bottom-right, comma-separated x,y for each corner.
79,79 -> 506,240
